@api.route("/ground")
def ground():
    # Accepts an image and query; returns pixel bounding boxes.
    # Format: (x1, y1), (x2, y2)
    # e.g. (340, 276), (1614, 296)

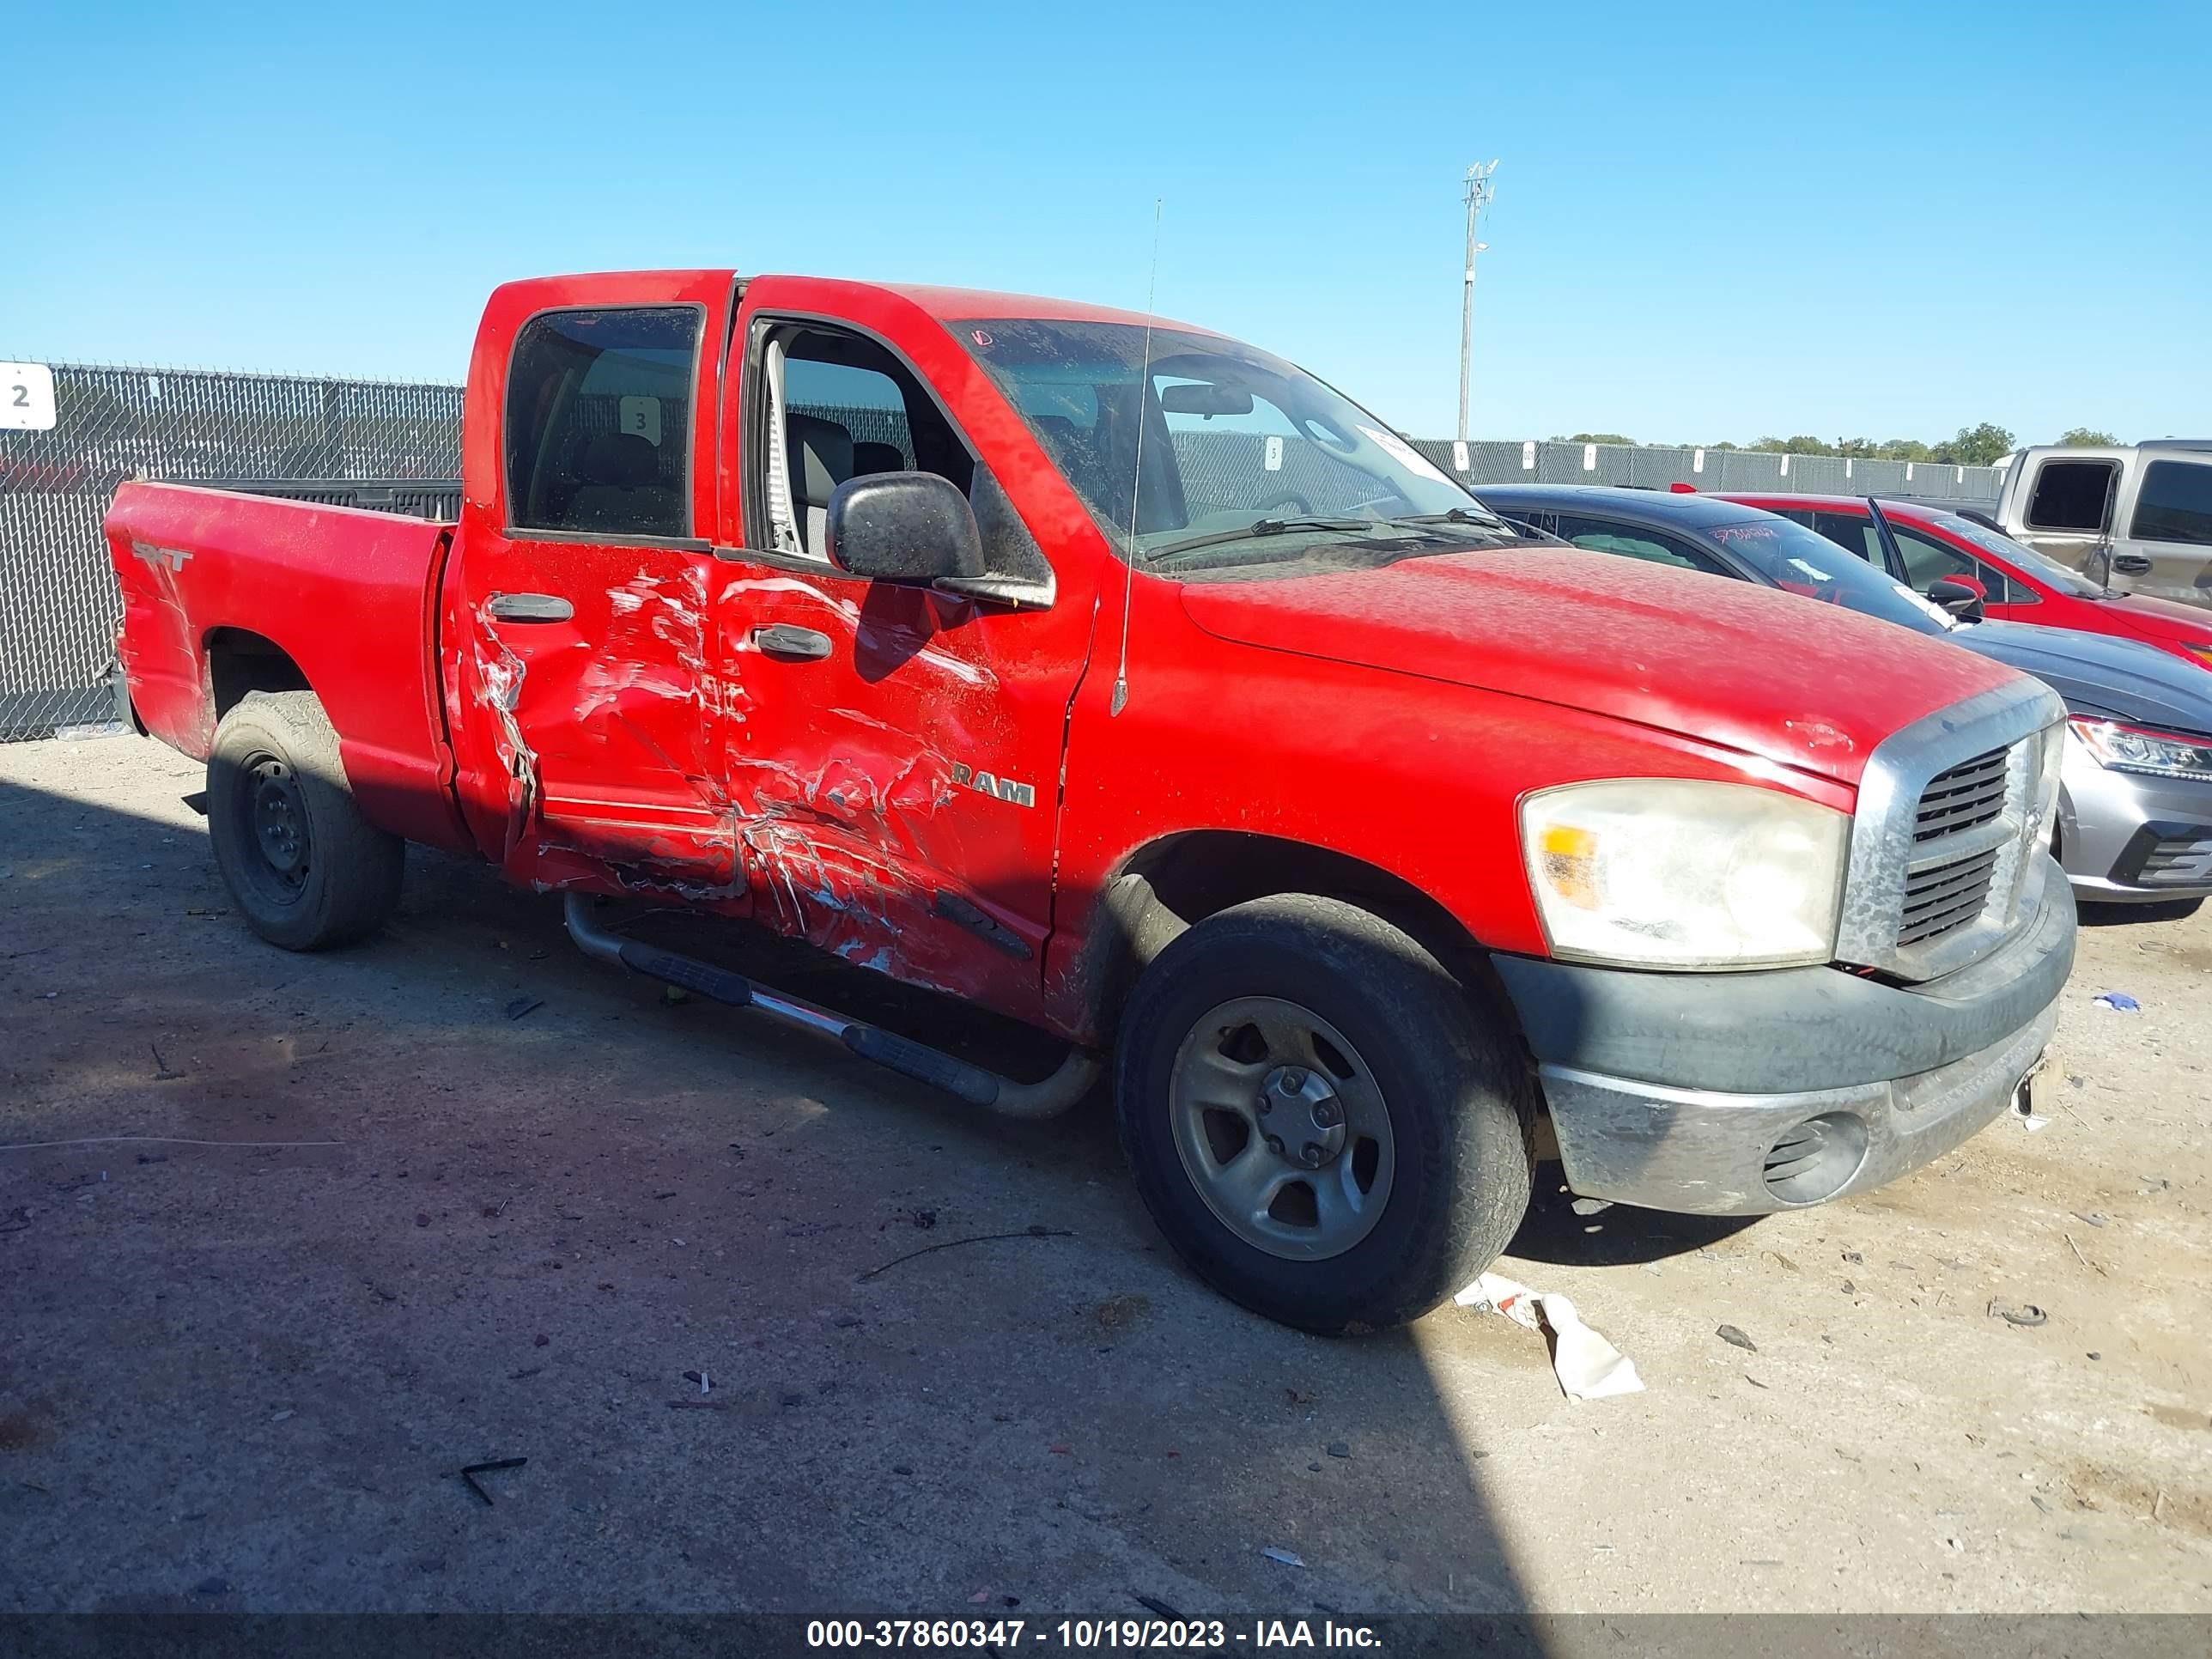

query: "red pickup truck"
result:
(105, 270), (2077, 1332)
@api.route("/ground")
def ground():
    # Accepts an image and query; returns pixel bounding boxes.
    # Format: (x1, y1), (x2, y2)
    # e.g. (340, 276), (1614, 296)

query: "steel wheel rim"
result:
(1168, 995), (1395, 1261)
(239, 752), (311, 902)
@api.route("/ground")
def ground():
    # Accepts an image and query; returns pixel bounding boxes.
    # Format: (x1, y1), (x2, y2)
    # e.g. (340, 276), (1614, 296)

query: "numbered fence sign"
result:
(2, 362), (58, 431)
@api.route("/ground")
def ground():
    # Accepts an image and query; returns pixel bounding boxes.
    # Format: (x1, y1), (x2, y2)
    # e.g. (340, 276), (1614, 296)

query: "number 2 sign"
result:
(2, 363), (57, 431)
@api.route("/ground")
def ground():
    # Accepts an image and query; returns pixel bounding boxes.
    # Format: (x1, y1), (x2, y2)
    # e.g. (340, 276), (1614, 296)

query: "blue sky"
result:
(5, 1), (2205, 447)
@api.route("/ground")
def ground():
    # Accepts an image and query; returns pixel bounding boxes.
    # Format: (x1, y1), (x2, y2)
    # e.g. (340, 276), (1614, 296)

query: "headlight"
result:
(2069, 717), (2212, 781)
(1521, 779), (1848, 970)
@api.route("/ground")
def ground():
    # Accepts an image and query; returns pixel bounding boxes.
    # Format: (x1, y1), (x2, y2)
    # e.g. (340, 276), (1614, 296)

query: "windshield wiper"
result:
(1391, 508), (1504, 528)
(1379, 510), (1519, 539)
(1146, 517), (1377, 562)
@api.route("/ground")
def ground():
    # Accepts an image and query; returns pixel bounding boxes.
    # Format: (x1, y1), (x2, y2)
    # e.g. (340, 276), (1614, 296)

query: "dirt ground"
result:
(2, 732), (2208, 1617)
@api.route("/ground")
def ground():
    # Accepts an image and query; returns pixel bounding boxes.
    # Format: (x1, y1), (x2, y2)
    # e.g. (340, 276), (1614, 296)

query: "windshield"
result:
(1923, 510), (2108, 599)
(954, 319), (1510, 571)
(1706, 514), (1962, 635)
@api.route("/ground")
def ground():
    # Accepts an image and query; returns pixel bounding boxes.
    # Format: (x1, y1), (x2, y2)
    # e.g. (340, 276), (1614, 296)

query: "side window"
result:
(2026, 459), (2117, 533)
(1811, 511), (1885, 566)
(2130, 460), (2212, 547)
(1553, 514), (1731, 576)
(1890, 526), (2026, 601)
(506, 307), (700, 539)
(760, 325), (977, 562)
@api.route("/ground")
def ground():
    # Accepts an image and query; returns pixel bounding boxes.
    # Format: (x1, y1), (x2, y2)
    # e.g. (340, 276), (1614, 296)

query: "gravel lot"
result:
(2, 733), (2207, 1615)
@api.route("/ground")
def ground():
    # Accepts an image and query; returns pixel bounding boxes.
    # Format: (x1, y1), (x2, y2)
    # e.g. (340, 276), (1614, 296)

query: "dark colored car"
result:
(1476, 486), (2212, 906)
(1718, 492), (2212, 672)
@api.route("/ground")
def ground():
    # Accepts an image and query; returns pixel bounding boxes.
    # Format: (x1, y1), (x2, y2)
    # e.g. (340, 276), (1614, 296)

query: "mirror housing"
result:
(825, 471), (984, 586)
(1158, 381), (1254, 416)
(1927, 577), (1986, 621)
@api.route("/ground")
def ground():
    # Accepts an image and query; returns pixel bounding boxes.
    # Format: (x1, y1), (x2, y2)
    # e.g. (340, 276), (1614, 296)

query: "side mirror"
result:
(825, 471), (984, 586)
(1927, 577), (1986, 621)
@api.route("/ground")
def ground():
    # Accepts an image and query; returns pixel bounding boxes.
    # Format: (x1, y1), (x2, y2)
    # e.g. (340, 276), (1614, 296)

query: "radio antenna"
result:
(1109, 197), (1163, 719)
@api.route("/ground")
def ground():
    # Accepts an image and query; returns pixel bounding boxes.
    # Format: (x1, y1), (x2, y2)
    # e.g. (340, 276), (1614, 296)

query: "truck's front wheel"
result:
(1116, 895), (1534, 1334)
(207, 690), (403, 951)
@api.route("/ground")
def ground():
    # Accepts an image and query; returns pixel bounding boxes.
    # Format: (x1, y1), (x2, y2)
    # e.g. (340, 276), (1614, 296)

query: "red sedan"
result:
(1720, 492), (2212, 672)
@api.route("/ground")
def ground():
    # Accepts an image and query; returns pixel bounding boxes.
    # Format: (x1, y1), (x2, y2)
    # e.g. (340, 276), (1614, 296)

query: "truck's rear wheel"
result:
(1115, 895), (1534, 1334)
(207, 690), (403, 951)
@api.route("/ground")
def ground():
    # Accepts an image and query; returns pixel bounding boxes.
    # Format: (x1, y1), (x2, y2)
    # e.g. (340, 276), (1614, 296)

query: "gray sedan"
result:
(1477, 485), (2212, 908)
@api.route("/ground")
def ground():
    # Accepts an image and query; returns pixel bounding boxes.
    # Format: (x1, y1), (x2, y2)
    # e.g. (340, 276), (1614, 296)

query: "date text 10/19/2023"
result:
(805, 1618), (1383, 1650)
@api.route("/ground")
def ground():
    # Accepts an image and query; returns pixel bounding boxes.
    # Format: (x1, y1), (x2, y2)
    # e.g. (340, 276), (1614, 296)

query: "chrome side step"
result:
(562, 895), (1098, 1119)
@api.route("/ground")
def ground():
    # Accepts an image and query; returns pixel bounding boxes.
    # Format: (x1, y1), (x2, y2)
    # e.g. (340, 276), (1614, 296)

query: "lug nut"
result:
(1281, 1067), (1307, 1091)
(1299, 1143), (1324, 1168)
(1255, 1093), (1273, 1115)
(1264, 1135), (1285, 1157)
(1312, 1101), (1342, 1128)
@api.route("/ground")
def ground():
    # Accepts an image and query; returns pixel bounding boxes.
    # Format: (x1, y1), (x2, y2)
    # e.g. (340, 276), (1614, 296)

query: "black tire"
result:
(206, 690), (404, 951)
(1115, 895), (1534, 1334)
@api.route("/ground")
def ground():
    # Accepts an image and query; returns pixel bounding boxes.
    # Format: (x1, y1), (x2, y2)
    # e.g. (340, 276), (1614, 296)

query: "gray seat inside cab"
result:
(853, 440), (905, 477)
(564, 431), (676, 536)
(789, 414), (854, 556)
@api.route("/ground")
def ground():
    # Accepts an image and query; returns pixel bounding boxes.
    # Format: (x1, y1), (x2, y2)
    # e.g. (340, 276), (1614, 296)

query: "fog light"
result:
(1763, 1112), (1869, 1204)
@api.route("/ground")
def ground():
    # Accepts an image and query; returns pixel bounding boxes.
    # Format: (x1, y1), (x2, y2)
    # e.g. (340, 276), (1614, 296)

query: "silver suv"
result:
(1993, 441), (2212, 608)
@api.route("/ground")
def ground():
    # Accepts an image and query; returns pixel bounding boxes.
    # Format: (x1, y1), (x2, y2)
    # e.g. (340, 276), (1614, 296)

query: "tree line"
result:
(1553, 426), (2120, 466)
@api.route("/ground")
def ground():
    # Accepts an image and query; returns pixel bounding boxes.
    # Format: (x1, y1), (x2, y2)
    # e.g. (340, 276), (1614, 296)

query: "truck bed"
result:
(201, 477), (464, 522)
(103, 480), (468, 849)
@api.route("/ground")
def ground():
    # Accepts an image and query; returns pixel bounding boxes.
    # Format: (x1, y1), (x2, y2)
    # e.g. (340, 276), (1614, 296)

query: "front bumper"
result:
(2058, 750), (2212, 901)
(1492, 871), (2075, 1216)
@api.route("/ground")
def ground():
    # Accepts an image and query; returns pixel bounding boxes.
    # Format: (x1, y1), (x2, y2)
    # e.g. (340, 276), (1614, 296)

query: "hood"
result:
(1954, 620), (2212, 736)
(1177, 546), (2020, 784)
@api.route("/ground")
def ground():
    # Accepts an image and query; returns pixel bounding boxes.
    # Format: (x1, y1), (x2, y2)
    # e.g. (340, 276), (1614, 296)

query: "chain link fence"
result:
(1, 362), (461, 739)
(1407, 437), (2005, 502)
(0, 358), (2004, 742)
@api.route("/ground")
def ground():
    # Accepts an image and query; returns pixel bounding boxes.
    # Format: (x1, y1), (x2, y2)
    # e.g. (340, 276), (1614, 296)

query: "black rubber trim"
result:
(842, 1026), (1001, 1108)
(1493, 876), (2075, 1094)
(616, 940), (755, 1007)
(2109, 818), (2212, 886)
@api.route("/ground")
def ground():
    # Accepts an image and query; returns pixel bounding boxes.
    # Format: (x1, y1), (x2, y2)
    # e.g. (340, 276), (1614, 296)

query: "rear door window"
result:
(2130, 459), (2212, 547)
(2025, 459), (2117, 533)
(505, 306), (701, 539)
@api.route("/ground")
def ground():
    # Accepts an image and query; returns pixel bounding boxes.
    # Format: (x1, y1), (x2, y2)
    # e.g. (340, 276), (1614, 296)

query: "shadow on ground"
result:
(0, 751), (1549, 1621)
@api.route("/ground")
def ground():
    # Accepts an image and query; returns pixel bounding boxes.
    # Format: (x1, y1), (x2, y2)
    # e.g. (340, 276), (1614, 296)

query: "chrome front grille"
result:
(1897, 845), (2001, 945)
(1834, 679), (2067, 982)
(1912, 748), (2008, 842)
(1896, 746), (2014, 949)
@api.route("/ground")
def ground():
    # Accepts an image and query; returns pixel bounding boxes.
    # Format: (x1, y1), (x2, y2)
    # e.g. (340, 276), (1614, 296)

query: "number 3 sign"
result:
(1, 363), (58, 431)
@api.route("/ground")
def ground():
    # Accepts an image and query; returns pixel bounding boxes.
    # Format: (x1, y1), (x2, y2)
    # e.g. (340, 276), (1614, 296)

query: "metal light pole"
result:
(1456, 160), (1498, 449)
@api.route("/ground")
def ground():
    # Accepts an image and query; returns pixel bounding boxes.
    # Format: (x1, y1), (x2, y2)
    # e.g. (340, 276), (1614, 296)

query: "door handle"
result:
(2111, 554), (2153, 576)
(485, 592), (574, 623)
(752, 624), (832, 662)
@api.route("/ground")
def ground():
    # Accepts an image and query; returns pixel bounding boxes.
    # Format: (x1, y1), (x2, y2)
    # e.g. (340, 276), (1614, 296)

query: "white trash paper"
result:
(1455, 1271), (1644, 1401)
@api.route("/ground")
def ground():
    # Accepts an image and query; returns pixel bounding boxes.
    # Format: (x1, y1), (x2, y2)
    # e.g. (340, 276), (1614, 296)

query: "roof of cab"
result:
(877, 283), (1218, 334)
(495, 271), (1217, 336)
(1471, 483), (1779, 530)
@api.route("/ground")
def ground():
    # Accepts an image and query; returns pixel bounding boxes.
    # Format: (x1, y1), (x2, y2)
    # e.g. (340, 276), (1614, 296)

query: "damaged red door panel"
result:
(442, 272), (740, 896)
(708, 277), (1116, 1017)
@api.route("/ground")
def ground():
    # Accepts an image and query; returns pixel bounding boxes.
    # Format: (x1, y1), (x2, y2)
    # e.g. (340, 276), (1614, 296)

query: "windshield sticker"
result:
(969, 329), (994, 348)
(1355, 424), (1452, 485)
(1787, 556), (1833, 581)
(1264, 435), (1284, 472)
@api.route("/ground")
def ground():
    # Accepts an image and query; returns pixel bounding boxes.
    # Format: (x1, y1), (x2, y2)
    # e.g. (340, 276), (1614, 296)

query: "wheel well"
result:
(204, 629), (310, 720)
(1088, 831), (1513, 1043)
